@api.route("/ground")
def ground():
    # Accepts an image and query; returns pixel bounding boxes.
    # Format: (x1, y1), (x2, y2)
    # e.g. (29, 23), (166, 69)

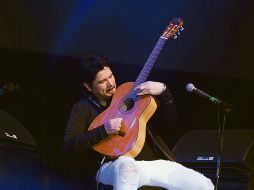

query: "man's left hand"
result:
(135, 81), (166, 96)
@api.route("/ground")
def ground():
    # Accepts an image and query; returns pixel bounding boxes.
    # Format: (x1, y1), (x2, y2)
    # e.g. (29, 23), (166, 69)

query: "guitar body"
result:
(88, 82), (157, 158)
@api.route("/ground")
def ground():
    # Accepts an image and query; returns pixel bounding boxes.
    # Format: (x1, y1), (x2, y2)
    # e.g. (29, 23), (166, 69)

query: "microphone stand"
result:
(185, 83), (233, 189)
(215, 101), (232, 190)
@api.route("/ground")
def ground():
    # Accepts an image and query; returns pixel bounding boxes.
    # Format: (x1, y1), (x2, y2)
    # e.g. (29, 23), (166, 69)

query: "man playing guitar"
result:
(63, 54), (214, 190)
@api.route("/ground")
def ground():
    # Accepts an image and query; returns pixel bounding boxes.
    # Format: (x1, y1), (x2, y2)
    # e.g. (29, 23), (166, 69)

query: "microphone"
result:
(186, 83), (221, 104)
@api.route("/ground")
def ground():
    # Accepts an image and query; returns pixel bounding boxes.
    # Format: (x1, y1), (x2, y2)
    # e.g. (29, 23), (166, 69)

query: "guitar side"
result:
(88, 82), (157, 158)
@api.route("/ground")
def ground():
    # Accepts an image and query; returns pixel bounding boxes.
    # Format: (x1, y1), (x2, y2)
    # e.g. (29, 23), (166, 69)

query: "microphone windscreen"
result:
(186, 83), (195, 92)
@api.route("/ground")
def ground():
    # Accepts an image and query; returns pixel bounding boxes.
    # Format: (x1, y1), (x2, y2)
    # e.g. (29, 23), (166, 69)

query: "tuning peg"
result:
(180, 27), (184, 31)
(173, 35), (178, 39)
(178, 32), (181, 35)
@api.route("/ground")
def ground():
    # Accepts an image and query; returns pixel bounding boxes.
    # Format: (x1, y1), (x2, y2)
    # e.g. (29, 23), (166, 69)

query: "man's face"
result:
(88, 67), (116, 101)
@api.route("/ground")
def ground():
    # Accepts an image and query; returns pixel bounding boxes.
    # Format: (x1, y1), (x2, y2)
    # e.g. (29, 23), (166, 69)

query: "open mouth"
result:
(107, 87), (115, 93)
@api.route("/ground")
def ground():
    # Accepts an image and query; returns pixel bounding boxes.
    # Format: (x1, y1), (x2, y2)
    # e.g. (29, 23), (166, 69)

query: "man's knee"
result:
(114, 156), (139, 184)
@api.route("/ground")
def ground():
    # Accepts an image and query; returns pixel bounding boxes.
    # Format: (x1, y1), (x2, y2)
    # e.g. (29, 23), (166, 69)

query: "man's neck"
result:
(96, 98), (108, 107)
(88, 93), (112, 108)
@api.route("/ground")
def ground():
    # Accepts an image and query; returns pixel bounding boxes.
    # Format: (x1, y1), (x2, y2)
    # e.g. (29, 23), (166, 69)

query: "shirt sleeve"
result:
(63, 103), (108, 153)
(153, 84), (178, 124)
(84, 124), (108, 146)
(157, 84), (174, 105)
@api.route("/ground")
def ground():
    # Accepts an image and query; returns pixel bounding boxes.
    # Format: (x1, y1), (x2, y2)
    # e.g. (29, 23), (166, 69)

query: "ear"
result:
(83, 82), (92, 92)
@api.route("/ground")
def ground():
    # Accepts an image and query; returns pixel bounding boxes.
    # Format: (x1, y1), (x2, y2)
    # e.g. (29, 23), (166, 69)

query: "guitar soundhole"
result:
(121, 97), (135, 112)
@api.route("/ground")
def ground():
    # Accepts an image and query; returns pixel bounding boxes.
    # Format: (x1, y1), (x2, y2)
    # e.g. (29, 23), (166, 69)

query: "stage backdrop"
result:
(0, 0), (253, 81)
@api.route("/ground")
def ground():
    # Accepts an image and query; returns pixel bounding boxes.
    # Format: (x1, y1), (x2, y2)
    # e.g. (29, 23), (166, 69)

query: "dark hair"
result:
(80, 54), (111, 85)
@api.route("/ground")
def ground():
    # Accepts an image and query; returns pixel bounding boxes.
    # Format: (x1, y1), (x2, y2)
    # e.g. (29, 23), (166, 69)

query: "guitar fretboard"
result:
(128, 36), (167, 100)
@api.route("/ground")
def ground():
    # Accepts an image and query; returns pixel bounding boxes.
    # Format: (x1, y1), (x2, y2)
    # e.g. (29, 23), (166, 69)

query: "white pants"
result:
(97, 156), (214, 190)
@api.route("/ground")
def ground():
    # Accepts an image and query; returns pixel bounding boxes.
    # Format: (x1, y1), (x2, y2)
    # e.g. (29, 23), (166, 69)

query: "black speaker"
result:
(172, 129), (254, 170)
(0, 108), (38, 147)
(172, 130), (254, 190)
(0, 109), (48, 190)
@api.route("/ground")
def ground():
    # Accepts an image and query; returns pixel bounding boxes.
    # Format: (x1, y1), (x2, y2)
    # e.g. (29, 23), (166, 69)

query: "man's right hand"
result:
(104, 118), (123, 135)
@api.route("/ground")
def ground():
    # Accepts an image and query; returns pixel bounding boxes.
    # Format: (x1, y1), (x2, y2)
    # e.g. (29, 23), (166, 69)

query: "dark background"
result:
(1, 0), (254, 80)
(0, 0), (253, 189)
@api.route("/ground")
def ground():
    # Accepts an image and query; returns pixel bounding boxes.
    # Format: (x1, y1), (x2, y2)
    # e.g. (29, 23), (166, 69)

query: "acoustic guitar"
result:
(88, 18), (184, 158)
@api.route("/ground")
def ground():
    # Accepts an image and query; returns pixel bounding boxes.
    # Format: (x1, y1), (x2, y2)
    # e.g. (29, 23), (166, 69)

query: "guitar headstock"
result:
(162, 18), (184, 40)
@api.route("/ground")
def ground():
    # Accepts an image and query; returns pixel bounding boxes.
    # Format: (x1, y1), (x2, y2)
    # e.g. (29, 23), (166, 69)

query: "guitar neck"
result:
(128, 17), (184, 99)
(129, 36), (167, 96)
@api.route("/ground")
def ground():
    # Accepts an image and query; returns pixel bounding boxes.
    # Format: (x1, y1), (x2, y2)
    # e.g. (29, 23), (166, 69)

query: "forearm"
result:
(64, 124), (108, 152)
(84, 125), (108, 146)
